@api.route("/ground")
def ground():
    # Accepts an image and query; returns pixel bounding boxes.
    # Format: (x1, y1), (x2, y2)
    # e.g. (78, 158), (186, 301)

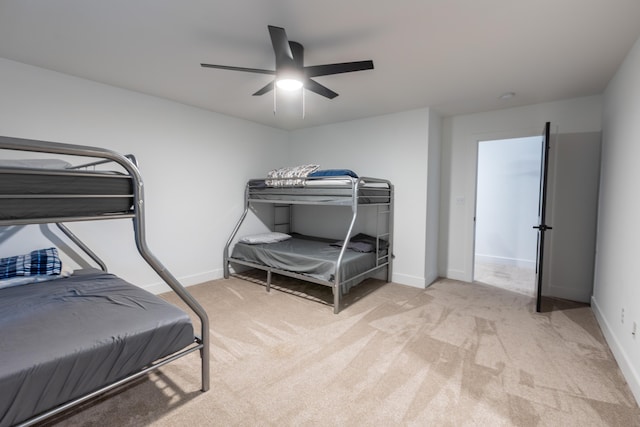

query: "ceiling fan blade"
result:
(200, 63), (275, 75)
(252, 81), (275, 96)
(305, 78), (338, 99)
(268, 25), (295, 69)
(305, 60), (374, 77)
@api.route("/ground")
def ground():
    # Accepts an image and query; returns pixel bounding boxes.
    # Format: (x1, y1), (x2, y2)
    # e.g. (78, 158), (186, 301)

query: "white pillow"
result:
(0, 274), (64, 290)
(239, 232), (292, 244)
(0, 159), (72, 169)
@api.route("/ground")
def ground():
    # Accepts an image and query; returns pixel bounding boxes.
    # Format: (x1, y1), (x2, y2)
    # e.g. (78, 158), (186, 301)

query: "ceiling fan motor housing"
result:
(277, 41), (304, 83)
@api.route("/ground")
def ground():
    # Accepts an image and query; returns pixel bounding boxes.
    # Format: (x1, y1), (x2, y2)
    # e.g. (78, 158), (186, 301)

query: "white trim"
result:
(392, 272), (425, 289)
(143, 269), (223, 295)
(142, 268), (425, 292)
(591, 295), (640, 406)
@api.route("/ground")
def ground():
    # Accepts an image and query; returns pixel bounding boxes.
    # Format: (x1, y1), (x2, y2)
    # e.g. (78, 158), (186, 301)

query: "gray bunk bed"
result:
(224, 174), (394, 314)
(0, 136), (209, 427)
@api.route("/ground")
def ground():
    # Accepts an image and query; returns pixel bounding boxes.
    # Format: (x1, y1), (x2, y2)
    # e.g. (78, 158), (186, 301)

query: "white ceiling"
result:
(1, 1), (639, 130)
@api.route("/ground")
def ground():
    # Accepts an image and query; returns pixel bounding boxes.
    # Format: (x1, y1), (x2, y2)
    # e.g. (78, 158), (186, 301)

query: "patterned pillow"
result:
(0, 247), (62, 279)
(265, 164), (319, 187)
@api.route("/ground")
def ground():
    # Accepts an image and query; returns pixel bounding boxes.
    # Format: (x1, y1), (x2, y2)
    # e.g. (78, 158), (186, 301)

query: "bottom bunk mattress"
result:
(229, 233), (386, 288)
(0, 270), (195, 427)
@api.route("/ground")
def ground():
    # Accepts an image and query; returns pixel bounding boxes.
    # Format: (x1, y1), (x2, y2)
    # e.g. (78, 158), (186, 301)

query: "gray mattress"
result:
(230, 234), (383, 287)
(0, 167), (133, 220)
(247, 180), (391, 205)
(0, 270), (194, 427)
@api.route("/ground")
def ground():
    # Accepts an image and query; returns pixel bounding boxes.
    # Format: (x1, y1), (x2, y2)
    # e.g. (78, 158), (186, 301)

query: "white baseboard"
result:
(392, 272), (425, 289)
(144, 268), (427, 293)
(144, 268), (224, 295)
(591, 295), (640, 406)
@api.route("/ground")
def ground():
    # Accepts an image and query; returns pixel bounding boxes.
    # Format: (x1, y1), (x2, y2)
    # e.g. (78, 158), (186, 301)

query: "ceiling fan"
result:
(200, 25), (374, 99)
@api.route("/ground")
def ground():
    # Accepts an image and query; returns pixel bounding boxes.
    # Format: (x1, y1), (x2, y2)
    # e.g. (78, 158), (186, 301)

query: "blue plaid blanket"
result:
(0, 247), (62, 279)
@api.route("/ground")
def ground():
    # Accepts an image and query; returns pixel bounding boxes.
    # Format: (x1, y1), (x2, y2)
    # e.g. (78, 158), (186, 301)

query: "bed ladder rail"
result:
(382, 184), (394, 282)
(375, 203), (393, 275)
(273, 204), (291, 234)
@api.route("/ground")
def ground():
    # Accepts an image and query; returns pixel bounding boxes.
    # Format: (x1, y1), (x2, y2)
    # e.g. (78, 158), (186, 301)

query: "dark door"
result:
(534, 122), (552, 312)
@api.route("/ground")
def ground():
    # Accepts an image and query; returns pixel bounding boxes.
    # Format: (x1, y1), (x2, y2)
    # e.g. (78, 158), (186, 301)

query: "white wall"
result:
(439, 96), (603, 282)
(0, 58), (288, 293)
(592, 35), (640, 404)
(0, 58), (439, 292)
(288, 108), (433, 288)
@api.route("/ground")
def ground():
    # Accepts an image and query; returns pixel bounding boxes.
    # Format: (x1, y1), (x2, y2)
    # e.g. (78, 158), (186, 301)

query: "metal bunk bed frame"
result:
(224, 176), (394, 314)
(0, 136), (210, 426)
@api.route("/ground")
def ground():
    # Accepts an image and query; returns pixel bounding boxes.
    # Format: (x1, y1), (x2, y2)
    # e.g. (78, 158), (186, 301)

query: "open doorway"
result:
(473, 135), (542, 296)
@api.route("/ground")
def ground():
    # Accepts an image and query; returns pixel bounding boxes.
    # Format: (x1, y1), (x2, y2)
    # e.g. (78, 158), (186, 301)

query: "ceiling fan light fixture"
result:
(200, 25), (374, 103)
(276, 77), (303, 91)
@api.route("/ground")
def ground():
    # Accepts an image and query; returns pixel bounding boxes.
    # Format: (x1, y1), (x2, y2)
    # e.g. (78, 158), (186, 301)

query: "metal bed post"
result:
(130, 178), (210, 392)
(332, 177), (360, 314)
(224, 182), (251, 279)
(387, 184), (395, 282)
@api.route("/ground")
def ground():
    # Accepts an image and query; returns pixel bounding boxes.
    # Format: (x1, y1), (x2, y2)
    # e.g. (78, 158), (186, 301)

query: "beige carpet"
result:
(44, 274), (640, 426)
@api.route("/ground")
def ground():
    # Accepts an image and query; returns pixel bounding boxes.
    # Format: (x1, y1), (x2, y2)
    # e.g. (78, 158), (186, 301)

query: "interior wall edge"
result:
(445, 269), (467, 282)
(425, 109), (442, 288)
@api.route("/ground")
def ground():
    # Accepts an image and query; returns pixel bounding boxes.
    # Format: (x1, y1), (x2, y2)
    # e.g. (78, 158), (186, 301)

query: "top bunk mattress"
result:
(0, 270), (194, 427)
(0, 165), (134, 221)
(247, 177), (392, 205)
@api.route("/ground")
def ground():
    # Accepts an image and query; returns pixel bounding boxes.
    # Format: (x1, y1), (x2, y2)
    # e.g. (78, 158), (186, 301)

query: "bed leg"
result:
(266, 270), (271, 292)
(333, 284), (340, 314)
(201, 346), (210, 392)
